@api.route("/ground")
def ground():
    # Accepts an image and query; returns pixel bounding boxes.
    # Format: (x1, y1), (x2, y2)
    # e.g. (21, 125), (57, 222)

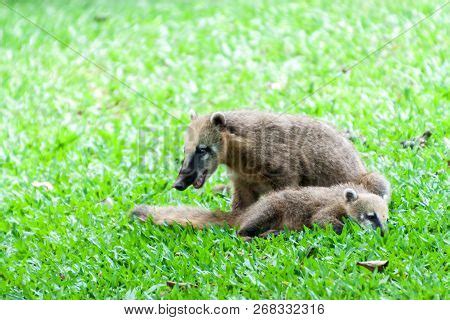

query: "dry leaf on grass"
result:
(357, 260), (389, 272)
(32, 181), (54, 191)
(401, 130), (432, 149)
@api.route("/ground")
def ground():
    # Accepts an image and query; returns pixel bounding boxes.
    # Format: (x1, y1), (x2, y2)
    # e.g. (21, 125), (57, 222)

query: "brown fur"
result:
(132, 205), (232, 228)
(174, 110), (390, 211)
(133, 184), (389, 237)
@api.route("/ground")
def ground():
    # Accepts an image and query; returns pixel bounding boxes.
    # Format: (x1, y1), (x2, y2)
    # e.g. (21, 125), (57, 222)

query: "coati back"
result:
(133, 184), (389, 237)
(172, 110), (390, 211)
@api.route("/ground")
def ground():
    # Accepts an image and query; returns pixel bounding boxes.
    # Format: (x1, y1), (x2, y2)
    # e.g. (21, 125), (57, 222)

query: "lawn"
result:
(0, 0), (449, 299)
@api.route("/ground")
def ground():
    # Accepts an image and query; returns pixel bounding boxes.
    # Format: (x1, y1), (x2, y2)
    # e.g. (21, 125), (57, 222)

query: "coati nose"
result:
(172, 180), (188, 191)
(173, 169), (197, 191)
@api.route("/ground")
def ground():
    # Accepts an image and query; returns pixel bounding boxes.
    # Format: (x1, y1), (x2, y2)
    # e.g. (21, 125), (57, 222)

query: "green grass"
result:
(0, 0), (449, 299)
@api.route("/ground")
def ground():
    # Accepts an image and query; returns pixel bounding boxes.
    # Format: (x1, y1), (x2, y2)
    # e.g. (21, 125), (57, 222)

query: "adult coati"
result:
(172, 110), (390, 210)
(133, 184), (389, 237)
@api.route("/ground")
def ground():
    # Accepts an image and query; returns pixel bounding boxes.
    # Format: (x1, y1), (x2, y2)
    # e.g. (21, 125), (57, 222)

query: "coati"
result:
(172, 110), (390, 211)
(133, 184), (389, 237)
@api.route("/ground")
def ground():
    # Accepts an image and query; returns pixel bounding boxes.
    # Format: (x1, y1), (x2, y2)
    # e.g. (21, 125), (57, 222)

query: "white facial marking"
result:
(367, 212), (376, 217)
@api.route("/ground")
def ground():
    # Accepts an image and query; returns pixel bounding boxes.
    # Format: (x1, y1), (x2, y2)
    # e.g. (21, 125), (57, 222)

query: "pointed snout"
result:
(172, 170), (197, 191)
(172, 178), (188, 191)
(369, 214), (388, 236)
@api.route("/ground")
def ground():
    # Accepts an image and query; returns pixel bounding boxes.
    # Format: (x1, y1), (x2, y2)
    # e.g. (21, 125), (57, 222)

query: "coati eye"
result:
(196, 145), (210, 155)
(366, 213), (377, 220)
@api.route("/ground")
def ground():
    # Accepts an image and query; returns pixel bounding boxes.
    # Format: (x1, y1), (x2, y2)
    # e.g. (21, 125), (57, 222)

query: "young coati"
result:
(172, 110), (390, 211)
(133, 184), (389, 238)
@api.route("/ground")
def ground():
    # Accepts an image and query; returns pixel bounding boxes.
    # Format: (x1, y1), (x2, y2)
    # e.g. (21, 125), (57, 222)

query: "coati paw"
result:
(237, 227), (259, 238)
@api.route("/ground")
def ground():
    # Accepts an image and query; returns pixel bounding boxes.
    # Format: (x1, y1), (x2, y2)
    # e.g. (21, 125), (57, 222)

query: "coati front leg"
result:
(231, 179), (259, 211)
(237, 206), (281, 238)
(310, 205), (345, 234)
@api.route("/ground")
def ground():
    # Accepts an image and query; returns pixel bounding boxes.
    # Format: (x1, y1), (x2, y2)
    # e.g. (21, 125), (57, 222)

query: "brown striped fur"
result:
(173, 110), (390, 211)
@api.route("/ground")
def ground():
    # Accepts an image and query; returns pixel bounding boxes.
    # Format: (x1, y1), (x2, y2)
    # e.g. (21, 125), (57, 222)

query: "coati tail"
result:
(131, 205), (237, 228)
(356, 172), (391, 202)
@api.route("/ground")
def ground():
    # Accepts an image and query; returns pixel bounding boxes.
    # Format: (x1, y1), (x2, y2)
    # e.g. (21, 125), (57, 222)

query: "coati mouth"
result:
(193, 170), (208, 189)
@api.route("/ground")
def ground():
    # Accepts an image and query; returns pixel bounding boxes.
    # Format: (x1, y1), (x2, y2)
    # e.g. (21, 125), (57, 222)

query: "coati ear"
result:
(210, 112), (226, 129)
(344, 188), (358, 202)
(189, 109), (198, 120)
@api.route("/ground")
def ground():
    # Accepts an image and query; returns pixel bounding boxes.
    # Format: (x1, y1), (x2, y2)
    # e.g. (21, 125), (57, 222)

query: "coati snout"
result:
(173, 112), (224, 191)
(173, 147), (211, 190)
